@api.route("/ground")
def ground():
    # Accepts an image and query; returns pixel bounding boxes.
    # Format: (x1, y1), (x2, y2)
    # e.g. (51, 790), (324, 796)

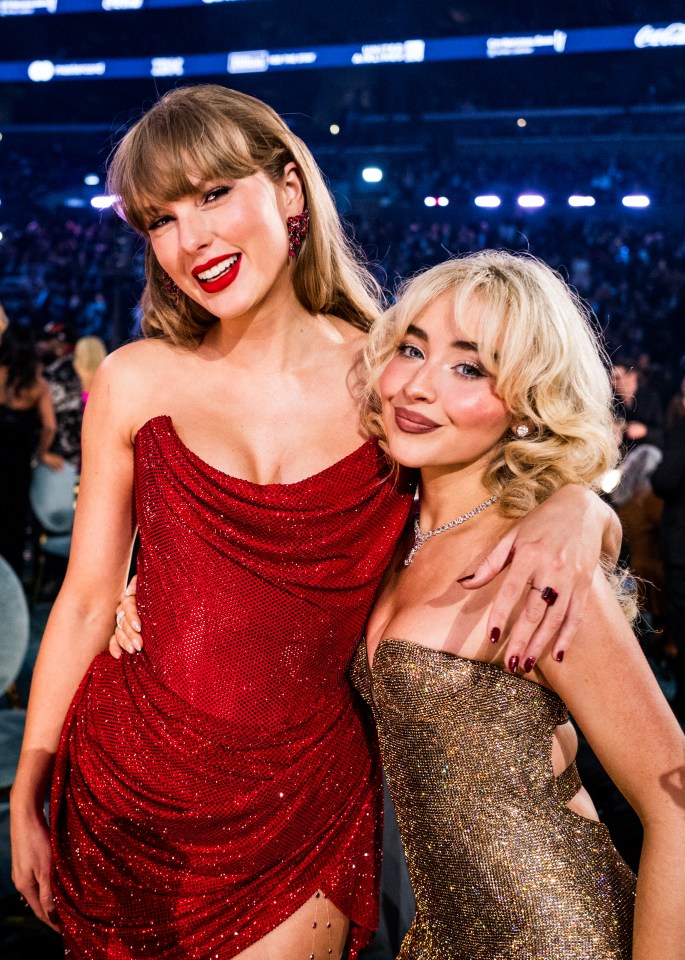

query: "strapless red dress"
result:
(50, 416), (413, 959)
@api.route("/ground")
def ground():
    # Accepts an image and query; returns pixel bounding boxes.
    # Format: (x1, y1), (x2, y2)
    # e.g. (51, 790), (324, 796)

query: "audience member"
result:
(37, 322), (82, 471)
(651, 421), (685, 718)
(73, 336), (107, 406)
(609, 445), (664, 632)
(0, 325), (57, 577)
(666, 375), (685, 431)
(611, 356), (665, 454)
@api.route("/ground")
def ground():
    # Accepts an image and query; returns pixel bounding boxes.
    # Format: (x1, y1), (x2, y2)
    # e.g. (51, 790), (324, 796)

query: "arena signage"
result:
(634, 23), (685, 48)
(486, 31), (567, 58)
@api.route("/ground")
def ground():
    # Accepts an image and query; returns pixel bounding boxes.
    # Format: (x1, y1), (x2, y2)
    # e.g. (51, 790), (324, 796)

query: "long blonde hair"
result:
(107, 85), (381, 347)
(362, 250), (619, 518)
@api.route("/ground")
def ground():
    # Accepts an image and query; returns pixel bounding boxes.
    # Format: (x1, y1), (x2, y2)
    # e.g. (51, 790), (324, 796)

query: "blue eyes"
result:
(398, 343), (424, 360)
(396, 342), (485, 379)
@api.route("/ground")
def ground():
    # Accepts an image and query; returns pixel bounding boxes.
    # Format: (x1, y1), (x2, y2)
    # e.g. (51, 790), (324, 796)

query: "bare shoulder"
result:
(87, 338), (190, 438)
(322, 315), (369, 350)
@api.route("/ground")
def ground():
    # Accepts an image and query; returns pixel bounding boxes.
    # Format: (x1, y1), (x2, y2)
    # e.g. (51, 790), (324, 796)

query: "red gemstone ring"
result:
(530, 584), (558, 606)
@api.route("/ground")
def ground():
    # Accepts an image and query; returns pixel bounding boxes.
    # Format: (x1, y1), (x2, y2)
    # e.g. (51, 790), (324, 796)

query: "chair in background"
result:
(28, 461), (78, 606)
(0, 555), (30, 896)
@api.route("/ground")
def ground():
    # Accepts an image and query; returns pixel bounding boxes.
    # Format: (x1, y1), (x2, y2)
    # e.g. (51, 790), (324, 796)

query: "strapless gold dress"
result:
(351, 639), (636, 959)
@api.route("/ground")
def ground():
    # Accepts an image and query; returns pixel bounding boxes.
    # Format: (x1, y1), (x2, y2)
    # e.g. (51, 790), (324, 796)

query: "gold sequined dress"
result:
(350, 639), (636, 959)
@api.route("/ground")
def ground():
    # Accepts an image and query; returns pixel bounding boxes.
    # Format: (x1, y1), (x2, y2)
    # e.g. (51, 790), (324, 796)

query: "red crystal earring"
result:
(161, 272), (180, 305)
(287, 209), (310, 258)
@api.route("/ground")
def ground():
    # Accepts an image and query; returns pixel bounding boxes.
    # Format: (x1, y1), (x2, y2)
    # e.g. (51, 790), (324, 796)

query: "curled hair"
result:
(362, 250), (619, 517)
(107, 85), (381, 347)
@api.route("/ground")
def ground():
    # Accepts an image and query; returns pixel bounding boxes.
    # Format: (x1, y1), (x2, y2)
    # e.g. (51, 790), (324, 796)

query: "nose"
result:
(403, 360), (437, 403)
(176, 207), (211, 255)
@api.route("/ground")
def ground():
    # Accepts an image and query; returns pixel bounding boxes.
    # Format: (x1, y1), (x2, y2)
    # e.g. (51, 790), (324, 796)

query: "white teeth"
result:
(197, 254), (239, 281)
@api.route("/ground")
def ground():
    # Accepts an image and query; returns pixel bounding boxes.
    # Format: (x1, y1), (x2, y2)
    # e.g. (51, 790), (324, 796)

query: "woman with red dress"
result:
(10, 85), (619, 960)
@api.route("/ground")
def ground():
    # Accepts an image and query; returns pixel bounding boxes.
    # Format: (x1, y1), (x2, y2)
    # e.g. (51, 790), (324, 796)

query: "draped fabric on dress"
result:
(50, 416), (414, 959)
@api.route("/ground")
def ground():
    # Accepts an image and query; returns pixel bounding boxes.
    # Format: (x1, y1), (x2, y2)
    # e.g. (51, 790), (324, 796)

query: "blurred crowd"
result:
(2, 142), (685, 720)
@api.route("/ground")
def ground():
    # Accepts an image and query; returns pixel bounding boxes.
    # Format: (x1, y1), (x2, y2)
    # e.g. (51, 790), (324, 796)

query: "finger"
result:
(459, 528), (517, 588)
(500, 591), (551, 673)
(519, 566), (591, 665)
(549, 588), (589, 663)
(18, 880), (56, 931)
(506, 597), (567, 672)
(114, 623), (138, 655)
(38, 882), (59, 932)
(484, 556), (538, 646)
(125, 574), (138, 596)
(108, 634), (122, 660)
(121, 593), (142, 634)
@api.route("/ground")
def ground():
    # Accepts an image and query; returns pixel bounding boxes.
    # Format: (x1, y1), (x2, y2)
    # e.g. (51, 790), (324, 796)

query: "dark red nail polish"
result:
(490, 627), (501, 643)
(554, 650), (564, 663)
(48, 909), (59, 925)
(523, 657), (535, 673)
(457, 574), (475, 583)
(508, 656), (519, 673)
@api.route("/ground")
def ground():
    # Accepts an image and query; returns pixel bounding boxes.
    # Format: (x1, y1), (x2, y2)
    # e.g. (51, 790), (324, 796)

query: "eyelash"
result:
(146, 185), (231, 232)
(396, 343), (486, 379)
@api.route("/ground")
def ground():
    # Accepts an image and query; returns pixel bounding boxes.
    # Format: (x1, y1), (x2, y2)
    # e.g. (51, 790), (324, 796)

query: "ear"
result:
(282, 161), (305, 216)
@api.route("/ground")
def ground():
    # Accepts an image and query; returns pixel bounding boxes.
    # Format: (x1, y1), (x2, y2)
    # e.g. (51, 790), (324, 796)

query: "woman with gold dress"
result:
(352, 249), (685, 959)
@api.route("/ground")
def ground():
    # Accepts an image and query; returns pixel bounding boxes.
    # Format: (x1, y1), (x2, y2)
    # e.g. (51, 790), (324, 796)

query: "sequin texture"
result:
(351, 640), (636, 959)
(49, 416), (414, 959)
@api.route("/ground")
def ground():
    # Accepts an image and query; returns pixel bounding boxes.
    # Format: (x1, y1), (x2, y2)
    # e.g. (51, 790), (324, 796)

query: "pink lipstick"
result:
(394, 407), (440, 434)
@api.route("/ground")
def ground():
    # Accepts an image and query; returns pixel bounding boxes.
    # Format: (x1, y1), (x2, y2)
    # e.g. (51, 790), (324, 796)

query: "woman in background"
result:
(0, 325), (57, 576)
(353, 250), (685, 958)
(73, 335), (108, 406)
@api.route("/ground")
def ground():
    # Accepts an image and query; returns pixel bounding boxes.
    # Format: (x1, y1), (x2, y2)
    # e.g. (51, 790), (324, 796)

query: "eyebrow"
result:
(406, 323), (479, 352)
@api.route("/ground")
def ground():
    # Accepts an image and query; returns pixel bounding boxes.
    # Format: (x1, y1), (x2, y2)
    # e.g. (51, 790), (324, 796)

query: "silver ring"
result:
(116, 610), (126, 628)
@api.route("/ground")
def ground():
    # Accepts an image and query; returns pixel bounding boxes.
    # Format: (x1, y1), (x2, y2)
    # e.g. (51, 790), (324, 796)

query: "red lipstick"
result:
(192, 253), (241, 293)
(394, 407), (440, 434)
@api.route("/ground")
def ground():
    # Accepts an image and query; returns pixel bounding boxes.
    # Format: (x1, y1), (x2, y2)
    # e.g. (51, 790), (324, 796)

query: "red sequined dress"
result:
(50, 415), (413, 959)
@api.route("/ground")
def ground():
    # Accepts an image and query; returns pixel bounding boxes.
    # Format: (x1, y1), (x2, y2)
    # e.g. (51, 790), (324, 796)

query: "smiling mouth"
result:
(394, 408), (440, 433)
(193, 254), (240, 283)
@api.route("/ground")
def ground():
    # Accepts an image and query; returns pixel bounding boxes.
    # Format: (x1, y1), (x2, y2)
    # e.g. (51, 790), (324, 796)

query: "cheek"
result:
(379, 357), (404, 401)
(450, 392), (509, 433)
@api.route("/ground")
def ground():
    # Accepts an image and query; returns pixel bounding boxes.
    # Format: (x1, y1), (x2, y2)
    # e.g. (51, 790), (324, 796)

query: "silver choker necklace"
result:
(404, 495), (499, 566)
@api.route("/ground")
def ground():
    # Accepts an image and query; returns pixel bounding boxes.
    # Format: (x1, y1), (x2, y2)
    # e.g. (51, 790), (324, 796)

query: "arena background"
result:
(1, 2), (683, 955)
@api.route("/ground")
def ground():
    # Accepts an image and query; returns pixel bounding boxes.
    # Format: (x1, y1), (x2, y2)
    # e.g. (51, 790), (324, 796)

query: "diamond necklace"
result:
(404, 494), (499, 566)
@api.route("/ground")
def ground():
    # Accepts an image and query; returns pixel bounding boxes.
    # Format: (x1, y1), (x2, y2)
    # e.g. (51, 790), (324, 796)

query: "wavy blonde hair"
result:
(107, 85), (381, 347)
(362, 250), (619, 518)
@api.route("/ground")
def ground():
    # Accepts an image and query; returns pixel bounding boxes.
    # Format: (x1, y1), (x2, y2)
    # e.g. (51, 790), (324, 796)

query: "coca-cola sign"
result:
(634, 22), (685, 48)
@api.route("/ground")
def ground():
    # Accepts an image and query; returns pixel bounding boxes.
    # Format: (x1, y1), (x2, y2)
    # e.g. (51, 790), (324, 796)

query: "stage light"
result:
(568, 195), (596, 207)
(517, 118), (527, 127)
(90, 195), (116, 209)
(65, 198), (87, 208)
(362, 167), (383, 183)
(622, 194), (650, 208)
(329, 124), (340, 135)
(517, 194), (545, 208)
(424, 196), (437, 207)
(474, 195), (501, 208)
(84, 174), (100, 186)
(437, 196), (449, 207)
(0, 231), (3, 242)
(0, 133), (3, 141)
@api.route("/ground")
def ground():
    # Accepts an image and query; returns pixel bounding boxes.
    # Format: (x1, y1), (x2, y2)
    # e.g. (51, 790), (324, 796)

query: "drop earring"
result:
(161, 272), (180, 305)
(287, 209), (310, 258)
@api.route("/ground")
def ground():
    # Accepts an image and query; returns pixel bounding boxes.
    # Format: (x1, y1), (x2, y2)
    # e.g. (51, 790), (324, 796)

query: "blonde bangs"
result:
(108, 101), (260, 233)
